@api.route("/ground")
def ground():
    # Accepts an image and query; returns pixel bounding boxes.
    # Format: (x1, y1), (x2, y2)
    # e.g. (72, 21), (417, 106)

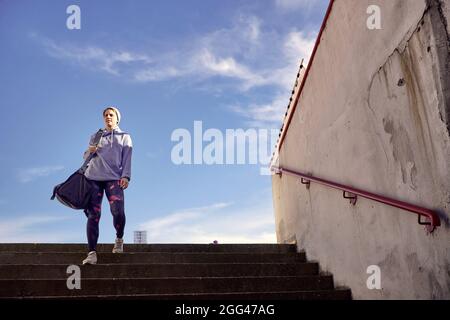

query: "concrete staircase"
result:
(0, 243), (351, 300)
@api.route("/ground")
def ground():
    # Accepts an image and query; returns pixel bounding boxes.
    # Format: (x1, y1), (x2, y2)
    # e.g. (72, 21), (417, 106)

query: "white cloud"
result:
(192, 49), (267, 90)
(17, 165), (65, 183)
(134, 15), (266, 90)
(134, 66), (183, 82)
(32, 13), (316, 127)
(230, 93), (289, 127)
(245, 15), (261, 42)
(283, 30), (316, 67)
(198, 14), (263, 56)
(261, 30), (315, 91)
(199, 50), (246, 76)
(229, 30), (316, 127)
(0, 215), (76, 242)
(31, 33), (152, 76)
(31, 14), (279, 91)
(139, 203), (231, 238)
(138, 201), (276, 243)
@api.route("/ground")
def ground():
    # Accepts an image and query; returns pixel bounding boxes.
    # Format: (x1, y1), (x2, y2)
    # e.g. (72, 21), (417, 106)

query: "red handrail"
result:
(271, 166), (441, 233)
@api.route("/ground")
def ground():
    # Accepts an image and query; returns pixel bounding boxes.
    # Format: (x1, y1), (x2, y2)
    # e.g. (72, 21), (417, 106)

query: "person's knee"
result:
(85, 204), (101, 218)
(87, 211), (101, 221)
(110, 201), (125, 218)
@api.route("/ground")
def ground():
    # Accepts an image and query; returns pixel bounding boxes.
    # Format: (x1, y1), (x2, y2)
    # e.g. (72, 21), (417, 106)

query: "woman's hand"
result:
(88, 145), (98, 153)
(119, 177), (129, 189)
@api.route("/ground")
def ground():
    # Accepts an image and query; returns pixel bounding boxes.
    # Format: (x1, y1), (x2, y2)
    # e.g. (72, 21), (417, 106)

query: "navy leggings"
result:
(84, 180), (126, 252)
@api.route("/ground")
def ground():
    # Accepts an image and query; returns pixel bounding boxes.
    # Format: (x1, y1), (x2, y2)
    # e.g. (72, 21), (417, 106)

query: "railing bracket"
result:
(418, 214), (431, 226)
(301, 178), (311, 190)
(419, 215), (436, 233)
(271, 167), (282, 176)
(343, 191), (357, 205)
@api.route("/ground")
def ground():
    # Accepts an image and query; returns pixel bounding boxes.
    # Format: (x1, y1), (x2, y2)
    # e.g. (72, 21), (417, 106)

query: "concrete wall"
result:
(272, 0), (450, 299)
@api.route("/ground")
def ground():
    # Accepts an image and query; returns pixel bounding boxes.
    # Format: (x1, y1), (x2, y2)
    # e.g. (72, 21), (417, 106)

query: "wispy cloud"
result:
(137, 201), (276, 243)
(133, 15), (267, 90)
(228, 30), (316, 127)
(31, 14), (313, 91)
(0, 215), (76, 243)
(229, 93), (291, 127)
(30, 32), (152, 76)
(17, 165), (65, 183)
(32, 11), (316, 128)
(133, 47), (266, 90)
(196, 49), (267, 88)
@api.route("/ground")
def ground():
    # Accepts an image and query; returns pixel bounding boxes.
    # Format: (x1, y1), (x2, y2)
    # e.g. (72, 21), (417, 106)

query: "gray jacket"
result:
(83, 127), (132, 181)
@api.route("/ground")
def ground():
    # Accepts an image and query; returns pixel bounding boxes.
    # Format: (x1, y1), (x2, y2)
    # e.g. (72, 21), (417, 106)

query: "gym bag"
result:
(50, 129), (104, 210)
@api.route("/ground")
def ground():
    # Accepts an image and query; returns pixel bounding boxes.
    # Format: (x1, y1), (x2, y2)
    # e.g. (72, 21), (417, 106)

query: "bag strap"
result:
(78, 129), (104, 174)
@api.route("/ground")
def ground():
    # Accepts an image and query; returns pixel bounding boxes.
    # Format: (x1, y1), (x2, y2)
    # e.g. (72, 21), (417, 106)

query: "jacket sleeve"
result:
(83, 134), (96, 160)
(121, 134), (133, 180)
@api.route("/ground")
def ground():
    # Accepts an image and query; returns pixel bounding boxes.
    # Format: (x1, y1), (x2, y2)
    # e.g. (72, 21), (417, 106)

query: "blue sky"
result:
(0, 0), (327, 244)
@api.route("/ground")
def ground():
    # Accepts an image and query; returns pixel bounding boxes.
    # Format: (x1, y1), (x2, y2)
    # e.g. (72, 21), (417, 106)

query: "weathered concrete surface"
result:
(272, 0), (450, 299)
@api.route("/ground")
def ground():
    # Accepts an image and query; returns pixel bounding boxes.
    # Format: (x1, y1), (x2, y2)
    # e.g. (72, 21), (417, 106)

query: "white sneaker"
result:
(82, 251), (97, 265)
(112, 238), (123, 253)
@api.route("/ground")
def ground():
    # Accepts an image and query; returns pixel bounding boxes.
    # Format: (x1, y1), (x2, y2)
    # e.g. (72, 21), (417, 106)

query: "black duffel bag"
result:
(51, 129), (104, 210)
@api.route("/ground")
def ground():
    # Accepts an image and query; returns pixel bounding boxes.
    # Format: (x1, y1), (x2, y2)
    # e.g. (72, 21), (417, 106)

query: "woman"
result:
(81, 107), (133, 265)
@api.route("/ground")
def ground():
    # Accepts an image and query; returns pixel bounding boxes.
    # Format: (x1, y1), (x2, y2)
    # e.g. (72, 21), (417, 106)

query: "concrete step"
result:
(0, 262), (319, 279)
(0, 243), (351, 300)
(0, 243), (296, 253)
(0, 276), (334, 297)
(0, 252), (306, 264)
(4, 289), (352, 300)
